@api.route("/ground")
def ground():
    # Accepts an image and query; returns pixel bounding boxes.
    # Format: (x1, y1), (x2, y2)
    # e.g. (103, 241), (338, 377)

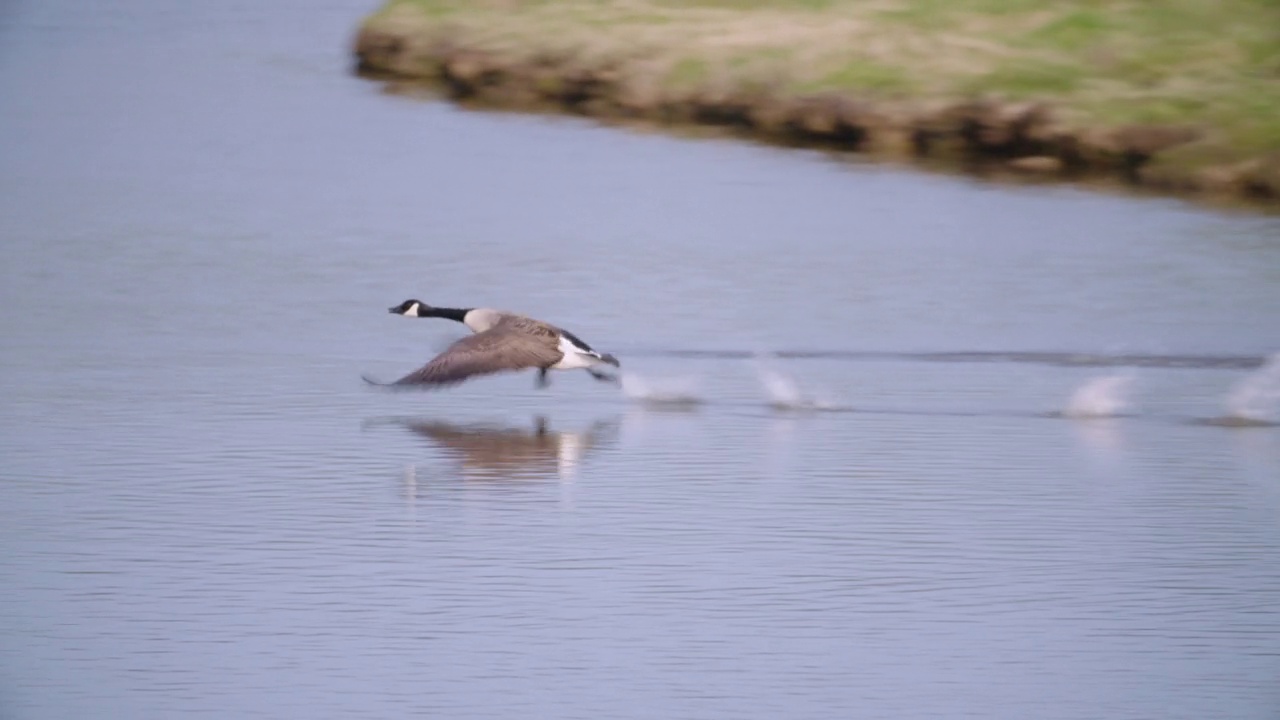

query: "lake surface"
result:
(2, 2), (1280, 719)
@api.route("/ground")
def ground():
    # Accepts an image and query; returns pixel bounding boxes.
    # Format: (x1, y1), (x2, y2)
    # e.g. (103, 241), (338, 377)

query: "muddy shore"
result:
(351, 15), (1279, 211)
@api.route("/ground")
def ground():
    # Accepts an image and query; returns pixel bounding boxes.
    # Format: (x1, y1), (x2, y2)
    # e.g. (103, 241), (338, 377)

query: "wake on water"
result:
(751, 355), (851, 412)
(1041, 354), (1280, 427)
(1060, 373), (1135, 419)
(620, 352), (1278, 426)
(615, 356), (851, 413)
(1207, 352), (1280, 427)
(618, 372), (706, 409)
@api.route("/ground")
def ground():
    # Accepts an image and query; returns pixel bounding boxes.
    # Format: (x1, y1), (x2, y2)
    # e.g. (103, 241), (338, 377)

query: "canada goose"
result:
(363, 299), (621, 390)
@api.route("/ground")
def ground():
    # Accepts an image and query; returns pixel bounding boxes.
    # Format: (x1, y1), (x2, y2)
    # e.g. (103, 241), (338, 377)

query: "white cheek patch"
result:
(402, 303), (419, 316)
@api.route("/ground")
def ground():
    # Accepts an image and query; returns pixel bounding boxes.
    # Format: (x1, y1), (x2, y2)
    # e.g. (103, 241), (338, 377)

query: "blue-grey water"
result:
(2, 2), (1280, 719)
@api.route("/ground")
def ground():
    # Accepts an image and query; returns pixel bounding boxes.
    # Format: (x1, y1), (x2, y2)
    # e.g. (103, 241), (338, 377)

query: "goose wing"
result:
(385, 325), (562, 387)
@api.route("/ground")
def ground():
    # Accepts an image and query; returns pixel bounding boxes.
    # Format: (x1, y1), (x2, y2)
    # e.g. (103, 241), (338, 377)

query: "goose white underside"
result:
(551, 336), (606, 371)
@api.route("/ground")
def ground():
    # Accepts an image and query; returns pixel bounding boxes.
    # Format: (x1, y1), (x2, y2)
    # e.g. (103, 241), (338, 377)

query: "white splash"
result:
(619, 372), (705, 408)
(1223, 352), (1280, 424)
(1063, 373), (1134, 418)
(752, 356), (849, 412)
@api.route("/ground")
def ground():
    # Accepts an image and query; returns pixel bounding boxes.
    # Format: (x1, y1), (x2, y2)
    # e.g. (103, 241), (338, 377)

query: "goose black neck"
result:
(424, 307), (471, 323)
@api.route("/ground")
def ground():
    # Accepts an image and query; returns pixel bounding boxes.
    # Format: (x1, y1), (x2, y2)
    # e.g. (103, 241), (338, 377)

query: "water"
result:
(2, 1), (1280, 719)
(1061, 373), (1135, 419)
(1220, 353), (1280, 425)
(752, 354), (851, 412)
(619, 372), (706, 409)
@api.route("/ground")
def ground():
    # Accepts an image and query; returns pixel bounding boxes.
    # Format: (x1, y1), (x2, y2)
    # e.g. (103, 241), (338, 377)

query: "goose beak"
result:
(387, 306), (400, 314)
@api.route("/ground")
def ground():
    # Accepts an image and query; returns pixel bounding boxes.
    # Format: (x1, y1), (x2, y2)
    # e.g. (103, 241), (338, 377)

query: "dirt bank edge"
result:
(351, 17), (1280, 211)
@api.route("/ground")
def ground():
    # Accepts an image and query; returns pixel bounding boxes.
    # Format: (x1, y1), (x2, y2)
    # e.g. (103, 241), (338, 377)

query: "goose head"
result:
(389, 299), (430, 317)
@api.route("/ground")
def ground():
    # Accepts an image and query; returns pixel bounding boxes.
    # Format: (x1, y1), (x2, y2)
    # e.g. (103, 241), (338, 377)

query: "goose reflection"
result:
(390, 415), (618, 483)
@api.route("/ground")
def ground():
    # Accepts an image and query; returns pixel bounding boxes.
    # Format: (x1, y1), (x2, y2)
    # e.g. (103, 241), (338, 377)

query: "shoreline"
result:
(351, 2), (1280, 212)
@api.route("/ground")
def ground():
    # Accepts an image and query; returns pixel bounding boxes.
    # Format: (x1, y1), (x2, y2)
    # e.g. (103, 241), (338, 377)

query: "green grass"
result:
(667, 58), (711, 87)
(966, 60), (1087, 97)
(365, 0), (1280, 164)
(797, 59), (918, 94)
(1023, 11), (1113, 52)
(650, 0), (837, 9)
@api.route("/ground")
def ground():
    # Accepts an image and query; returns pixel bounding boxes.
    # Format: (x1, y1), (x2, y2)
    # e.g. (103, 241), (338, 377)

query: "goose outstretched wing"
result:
(383, 325), (562, 387)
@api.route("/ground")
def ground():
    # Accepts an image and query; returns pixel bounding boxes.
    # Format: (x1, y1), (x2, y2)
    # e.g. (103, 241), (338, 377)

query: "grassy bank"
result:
(353, 0), (1280, 206)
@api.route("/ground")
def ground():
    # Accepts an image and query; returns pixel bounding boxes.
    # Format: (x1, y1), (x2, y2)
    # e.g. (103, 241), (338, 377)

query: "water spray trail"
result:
(1062, 373), (1134, 418)
(1223, 352), (1280, 424)
(619, 372), (705, 408)
(752, 353), (849, 412)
